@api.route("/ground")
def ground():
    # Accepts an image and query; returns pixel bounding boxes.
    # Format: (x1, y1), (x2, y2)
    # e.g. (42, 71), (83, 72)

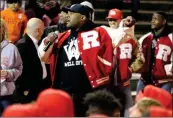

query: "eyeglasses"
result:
(108, 19), (118, 22)
(108, 19), (122, 22)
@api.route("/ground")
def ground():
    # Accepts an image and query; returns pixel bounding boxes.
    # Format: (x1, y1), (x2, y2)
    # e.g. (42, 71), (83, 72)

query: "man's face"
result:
(38, 23), (45, 40)
(7, 3), (20, 12)
(108, 18), (121, 29)
(34, 22), (45, 40)
(129, 104), (142, 117)
(66, 11), (83, 29)
(151, 13), (165, 30)
(59, 11), (69, 24)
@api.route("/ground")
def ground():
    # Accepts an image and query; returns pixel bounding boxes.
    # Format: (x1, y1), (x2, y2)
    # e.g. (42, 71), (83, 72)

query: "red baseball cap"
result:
(2, 103), (38, 117)
(36, 88), (74, 117)
(106, 9), (123, 20)
(136, 85), (172, 110)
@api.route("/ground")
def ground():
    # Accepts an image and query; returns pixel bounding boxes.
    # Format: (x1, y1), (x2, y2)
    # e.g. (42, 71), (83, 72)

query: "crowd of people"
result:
(0, 0), (172, 117)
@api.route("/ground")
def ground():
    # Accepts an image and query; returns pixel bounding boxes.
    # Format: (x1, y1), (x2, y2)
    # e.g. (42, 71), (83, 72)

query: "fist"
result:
(137, 52), (145, 63)
(45, 32), (59, 44)
(123, 16), (136, 27)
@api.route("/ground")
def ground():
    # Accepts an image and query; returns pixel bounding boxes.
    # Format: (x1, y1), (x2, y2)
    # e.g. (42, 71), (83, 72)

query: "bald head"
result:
(26, 18), (44, 40)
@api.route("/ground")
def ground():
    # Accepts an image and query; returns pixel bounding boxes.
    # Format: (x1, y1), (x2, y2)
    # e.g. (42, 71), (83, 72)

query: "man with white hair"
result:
(15, 18), (47, 103)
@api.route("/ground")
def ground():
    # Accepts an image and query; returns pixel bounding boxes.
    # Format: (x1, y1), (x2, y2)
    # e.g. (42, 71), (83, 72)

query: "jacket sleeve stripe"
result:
(138, 32), (151, 44)
(96, 76), (109, 84)
(97, 56), (112, 66)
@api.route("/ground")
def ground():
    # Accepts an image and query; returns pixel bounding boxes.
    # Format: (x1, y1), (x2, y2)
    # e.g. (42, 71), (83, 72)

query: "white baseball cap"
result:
(80, 1), (95, 21)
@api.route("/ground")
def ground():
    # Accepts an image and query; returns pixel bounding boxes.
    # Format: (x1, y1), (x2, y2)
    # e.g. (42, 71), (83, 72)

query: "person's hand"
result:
(0, 70), (8, 78)
(137, 52), (145, 63)
(48, 32), (59, 42)
(123, 16), (136, 27)
(44, 31), (59, 44)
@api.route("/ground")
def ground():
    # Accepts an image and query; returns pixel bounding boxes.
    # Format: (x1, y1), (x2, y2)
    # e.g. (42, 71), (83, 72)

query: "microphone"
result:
(43, 31), (59, 52)
(43, 41), (52, 51)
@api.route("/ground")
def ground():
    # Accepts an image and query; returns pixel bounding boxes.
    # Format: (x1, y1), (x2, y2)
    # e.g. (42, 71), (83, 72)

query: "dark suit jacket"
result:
(15, 34), (44, 101)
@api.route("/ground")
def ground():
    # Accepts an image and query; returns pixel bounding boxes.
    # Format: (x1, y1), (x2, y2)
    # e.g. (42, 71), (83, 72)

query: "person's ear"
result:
(163, 19), (167, 25)
(81, 15), (87, 21)
(35, 28), (40, 36)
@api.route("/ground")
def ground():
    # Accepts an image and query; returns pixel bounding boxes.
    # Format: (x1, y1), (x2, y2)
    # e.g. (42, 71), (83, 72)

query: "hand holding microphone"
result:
(43, 31), (59, 51)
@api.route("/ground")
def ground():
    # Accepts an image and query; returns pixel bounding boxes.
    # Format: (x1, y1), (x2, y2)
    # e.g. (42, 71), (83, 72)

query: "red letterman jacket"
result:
(115, 34), (142, 87)
(139, 32), (173, 85)
(100, 25), (144, 87)
(49, 27), (113, 89)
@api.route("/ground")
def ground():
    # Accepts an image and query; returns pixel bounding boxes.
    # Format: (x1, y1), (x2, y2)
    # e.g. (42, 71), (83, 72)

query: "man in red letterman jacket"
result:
(136, 11), (173, 94)
(101, 8), (145, 117)
(38, 4), (113, 116)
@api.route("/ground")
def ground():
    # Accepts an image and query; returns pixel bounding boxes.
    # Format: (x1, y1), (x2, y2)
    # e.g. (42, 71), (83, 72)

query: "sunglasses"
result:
(108, 19), (120, 22)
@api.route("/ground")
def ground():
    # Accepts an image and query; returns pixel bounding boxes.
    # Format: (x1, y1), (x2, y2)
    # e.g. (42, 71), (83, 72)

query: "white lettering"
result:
(64, 39), (80, 61)
(76, 60), (83, 65)
(156, 44), (171, 61)
(81, 31), (100, 50)
(119, 43), (132, 59)
(64, 61), (75, 67)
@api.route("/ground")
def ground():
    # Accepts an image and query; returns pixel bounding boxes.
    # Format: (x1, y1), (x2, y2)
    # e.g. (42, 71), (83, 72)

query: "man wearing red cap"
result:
(129, 97), (163, 117)
(131, 85), (172, 117)
(106, 8), (123, 29)
(102, 8), (144, 117)
(136, 85), (172, 110)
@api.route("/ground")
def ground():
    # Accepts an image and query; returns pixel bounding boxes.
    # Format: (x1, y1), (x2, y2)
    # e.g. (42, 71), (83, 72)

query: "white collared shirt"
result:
(28, 34), (47, 79)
